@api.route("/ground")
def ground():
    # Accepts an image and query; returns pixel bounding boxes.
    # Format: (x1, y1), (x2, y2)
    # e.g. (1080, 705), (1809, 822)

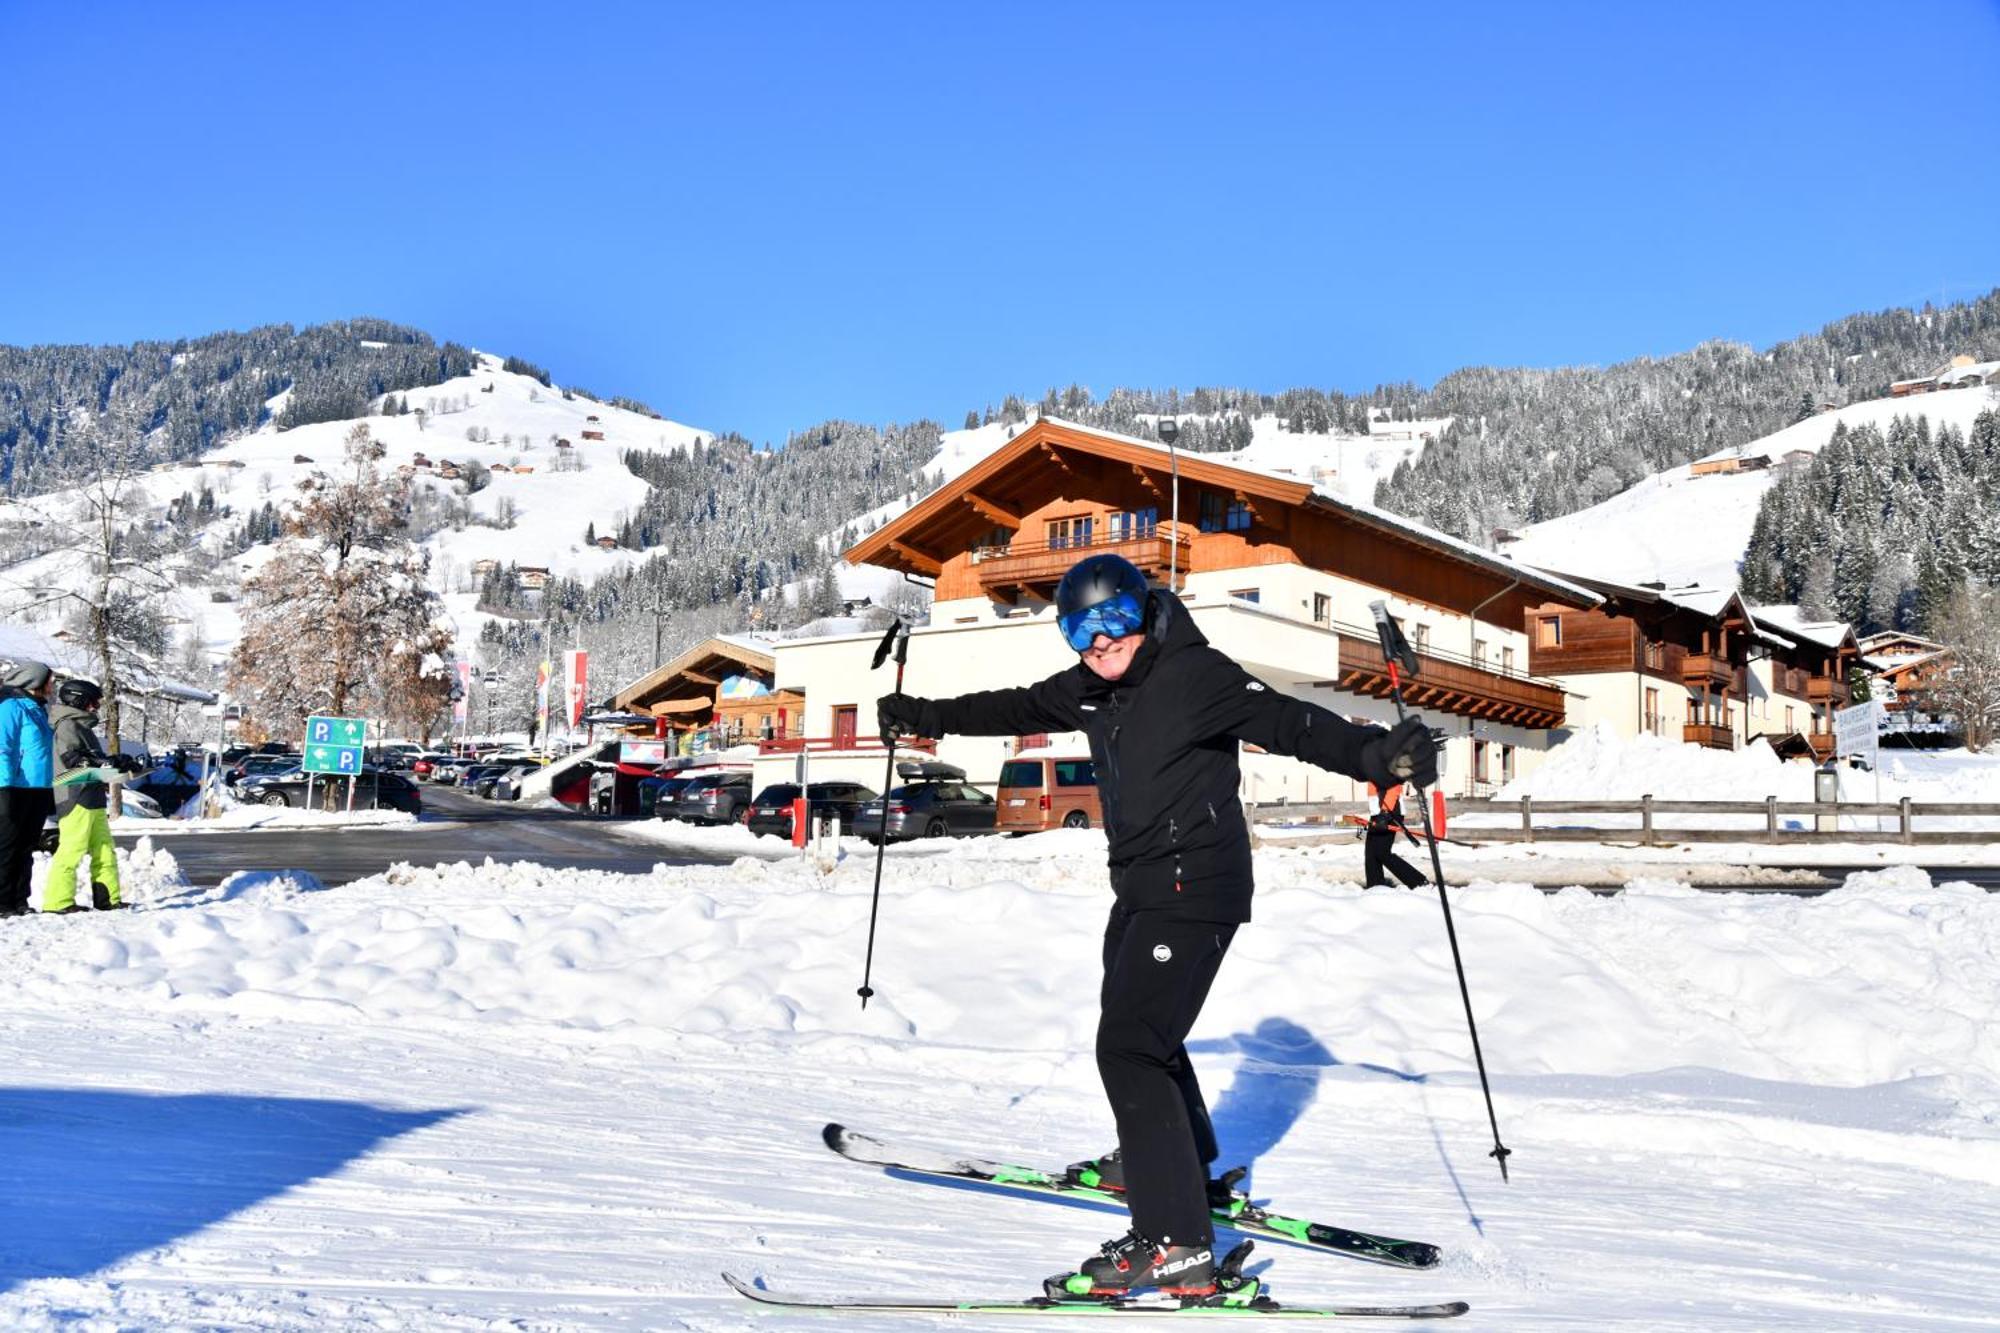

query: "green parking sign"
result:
(304, 714), (367, 775)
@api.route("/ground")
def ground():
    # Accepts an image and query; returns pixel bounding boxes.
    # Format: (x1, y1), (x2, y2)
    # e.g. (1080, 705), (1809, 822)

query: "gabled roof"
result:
(1528, 571), (1750, 626)
(1745, 603), (1859, 654)
(844, 417), (1597, 607)
(611, 634), (780, 712)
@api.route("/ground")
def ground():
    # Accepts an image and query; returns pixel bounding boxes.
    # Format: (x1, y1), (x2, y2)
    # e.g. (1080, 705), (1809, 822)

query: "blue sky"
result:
(4, 1), (1997, 444)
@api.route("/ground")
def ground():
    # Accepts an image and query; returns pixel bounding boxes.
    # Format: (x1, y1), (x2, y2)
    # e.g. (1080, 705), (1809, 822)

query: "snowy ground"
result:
(3, 830), (1997, 1330)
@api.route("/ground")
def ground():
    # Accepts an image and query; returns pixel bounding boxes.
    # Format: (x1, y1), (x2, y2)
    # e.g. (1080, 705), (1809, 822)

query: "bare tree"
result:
(1921, 580), (2000, 751)
(229, 424), (455, 738)
(0, 398), (178, 757)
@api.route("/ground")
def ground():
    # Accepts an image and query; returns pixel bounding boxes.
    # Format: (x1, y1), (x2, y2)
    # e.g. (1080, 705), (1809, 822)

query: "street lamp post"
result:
(1158, 417), (1181, 591)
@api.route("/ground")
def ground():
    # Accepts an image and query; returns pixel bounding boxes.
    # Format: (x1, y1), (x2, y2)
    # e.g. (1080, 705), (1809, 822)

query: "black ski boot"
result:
(91, 883), (126, 911)
(1064, 1148), (1126, 1192)
(1046, 1228), (1216, 1299)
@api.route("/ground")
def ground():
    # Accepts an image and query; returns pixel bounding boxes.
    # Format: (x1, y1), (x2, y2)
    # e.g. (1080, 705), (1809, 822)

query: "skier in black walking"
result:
(877, 553), (1437, 1297)
(1363, 781), (1430, 890)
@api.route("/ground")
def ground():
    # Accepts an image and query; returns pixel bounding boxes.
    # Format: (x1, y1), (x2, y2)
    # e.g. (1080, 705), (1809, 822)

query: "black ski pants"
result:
(1364, 825), (1427, 890)
(0, 787), (54, 913)
(1096, 902), (1236, 1249)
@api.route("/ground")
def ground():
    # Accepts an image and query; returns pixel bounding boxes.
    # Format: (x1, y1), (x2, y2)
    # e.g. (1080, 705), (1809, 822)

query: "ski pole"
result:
(1368, 599), (1514, 1182)
(857, 615), (910, 1009)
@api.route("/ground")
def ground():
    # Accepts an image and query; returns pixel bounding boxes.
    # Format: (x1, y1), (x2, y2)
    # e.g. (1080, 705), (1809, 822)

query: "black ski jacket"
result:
(913, 589), (1383, 922)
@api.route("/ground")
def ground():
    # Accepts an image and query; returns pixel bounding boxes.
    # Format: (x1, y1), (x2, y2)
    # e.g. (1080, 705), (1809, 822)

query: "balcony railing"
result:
(1331, 626), (1567, 729)
(758, 734), (938, 756)
(972, 530), (1189, 594)
(1683, 721), (1735, 750)
(1807, 676), (1851, 706)
(1680, 653), (1735, 689)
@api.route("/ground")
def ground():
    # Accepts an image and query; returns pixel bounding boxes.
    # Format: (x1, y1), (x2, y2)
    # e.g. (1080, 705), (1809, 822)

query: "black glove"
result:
(1358, 715), (1438, 789)
(877, 692), (932, 741)
(114, 754), (144, 774)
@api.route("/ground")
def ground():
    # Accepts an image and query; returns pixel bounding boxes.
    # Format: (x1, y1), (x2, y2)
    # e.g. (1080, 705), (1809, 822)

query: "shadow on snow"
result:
(0, 1086), (464, 1293)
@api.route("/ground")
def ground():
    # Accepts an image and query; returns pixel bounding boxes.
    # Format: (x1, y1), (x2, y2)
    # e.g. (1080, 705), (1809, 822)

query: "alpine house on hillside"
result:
(1522, 576), (1859, 758)
(772, 418), (1597, 801)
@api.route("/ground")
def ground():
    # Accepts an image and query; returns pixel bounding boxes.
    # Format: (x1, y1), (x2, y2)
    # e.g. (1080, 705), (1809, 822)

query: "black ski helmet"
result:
(57, 677), (103, 710)
(1054, 553), (1151, 647)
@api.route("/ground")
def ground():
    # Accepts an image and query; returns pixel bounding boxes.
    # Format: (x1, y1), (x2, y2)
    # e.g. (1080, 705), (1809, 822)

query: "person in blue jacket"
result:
(0, 660), (57, 917)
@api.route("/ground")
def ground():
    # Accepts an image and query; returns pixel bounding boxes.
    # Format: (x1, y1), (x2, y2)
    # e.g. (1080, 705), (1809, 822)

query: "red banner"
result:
(564, 649), (589, 730)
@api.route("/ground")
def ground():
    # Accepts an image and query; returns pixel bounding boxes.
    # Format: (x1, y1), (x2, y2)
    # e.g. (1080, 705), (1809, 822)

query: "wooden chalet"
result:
(1525, 578), (1755, 749)
(832, 418), (1596, 794)
(610, 636), (802, 754)
(1745, 605), (1861, 761)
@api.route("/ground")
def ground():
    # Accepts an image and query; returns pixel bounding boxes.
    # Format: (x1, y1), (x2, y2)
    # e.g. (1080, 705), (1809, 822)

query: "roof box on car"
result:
(896, 759), (966, 781)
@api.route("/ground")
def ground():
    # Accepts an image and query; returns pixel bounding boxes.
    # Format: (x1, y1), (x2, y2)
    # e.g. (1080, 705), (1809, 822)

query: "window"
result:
(833, 705), (858, 748)
(1412, 624), (1429, 654)
(1500, 645), (1515, 675)
(1312, 593), (1332, 626)
(1197, 491), (1251, 533)
(1644, 638), (1664, 670)
(1537, 615), (1562, 648)
(1474, 638), (1490, 666)
(1108, 507), (1157, 541)
(1047, 515), (1094, 550)
(1501, 744), (1516, 783)
(1473, 740), (1490, 784)
(1229, 587), (1261, 604)
(1053, 760), (1097, 787)
(1785, 705), (1795, 732)
(1644, 687), (1661, 735)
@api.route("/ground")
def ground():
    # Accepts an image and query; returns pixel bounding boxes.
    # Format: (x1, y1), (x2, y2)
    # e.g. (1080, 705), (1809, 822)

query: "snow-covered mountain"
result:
(1498, 387), (2000, 589)
(1, 355), (711, 670)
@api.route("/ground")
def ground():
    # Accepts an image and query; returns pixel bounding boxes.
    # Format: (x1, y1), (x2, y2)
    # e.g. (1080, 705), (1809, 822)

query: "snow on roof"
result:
(1747, 603), (1854, 651)
(1032, 418), (1600, 606)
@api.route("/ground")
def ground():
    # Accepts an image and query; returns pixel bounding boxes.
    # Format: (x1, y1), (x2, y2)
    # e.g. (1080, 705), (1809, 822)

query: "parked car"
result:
(224, 752), (303, 789)
(490, 762), (546, 801)
(640, 773), (697, 818)
(672, 770), (754, 825)
(852, 761), (998, 842)
(462, 763), (516, 798)
(744, 780), (880, 839)
(233, 767), (422, 814)
(425, 756), (477, 785)
(374, 743), (425, 771)
(995, 754), (1100, 832)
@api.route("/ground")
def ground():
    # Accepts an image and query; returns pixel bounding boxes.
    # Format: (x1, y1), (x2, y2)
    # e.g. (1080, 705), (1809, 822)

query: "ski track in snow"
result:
(2, 833), (1997, 1330)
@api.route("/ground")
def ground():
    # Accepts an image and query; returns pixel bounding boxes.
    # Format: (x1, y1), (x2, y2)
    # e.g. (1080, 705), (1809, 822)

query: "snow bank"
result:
(8, 838), (1997, 1127)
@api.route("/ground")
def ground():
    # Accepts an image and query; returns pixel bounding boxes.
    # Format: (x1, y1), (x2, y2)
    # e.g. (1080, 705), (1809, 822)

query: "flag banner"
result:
(454, 660), (472, 726)
(564, 649), (589, 729)
(535, 659), (552, 737)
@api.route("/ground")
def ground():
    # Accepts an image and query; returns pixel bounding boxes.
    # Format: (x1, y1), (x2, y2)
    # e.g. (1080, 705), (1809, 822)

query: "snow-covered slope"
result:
(0, 834), (1996, 1328)
(0, 355), (711, 666)
(1500, 387), (2000, 588)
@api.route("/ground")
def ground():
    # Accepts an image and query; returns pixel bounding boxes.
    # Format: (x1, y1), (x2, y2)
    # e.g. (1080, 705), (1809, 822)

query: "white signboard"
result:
(1832, 700), (1883, 762)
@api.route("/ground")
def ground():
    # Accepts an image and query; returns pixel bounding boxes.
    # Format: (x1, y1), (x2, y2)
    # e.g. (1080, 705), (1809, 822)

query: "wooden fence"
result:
(1248, 797), (2000, 846)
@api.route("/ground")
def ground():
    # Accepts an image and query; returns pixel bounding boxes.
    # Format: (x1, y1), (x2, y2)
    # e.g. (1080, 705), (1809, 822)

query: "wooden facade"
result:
(611, 637), (802, 750)
(1527, 582), (1755, 749)
(841, 418), (1594, 729)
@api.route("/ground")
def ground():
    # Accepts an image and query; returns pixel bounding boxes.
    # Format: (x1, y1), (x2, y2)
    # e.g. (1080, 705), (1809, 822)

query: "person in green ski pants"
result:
(45, 677), (134, 913)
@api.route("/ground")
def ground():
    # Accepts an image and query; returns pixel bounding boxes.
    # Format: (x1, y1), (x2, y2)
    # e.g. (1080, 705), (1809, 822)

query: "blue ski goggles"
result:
(1058, 592), (1146, 652)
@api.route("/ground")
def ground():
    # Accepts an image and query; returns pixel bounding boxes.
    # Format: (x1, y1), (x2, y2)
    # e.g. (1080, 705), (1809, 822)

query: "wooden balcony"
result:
(1807, 676), (1851, 707)
(1680, 653), (1734, 689)
(1806, 731), (1835, 761)
(1683, 721), (1735, 750)
(1333, 631), (1566, 730)
(972, 530), (1188, 597)
(758, 735), (937, 756)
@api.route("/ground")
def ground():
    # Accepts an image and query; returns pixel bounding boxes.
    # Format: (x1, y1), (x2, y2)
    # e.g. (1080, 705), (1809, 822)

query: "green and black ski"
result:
(723, 1270), (1467, 1320)
(823, 1124), (1442, 1271)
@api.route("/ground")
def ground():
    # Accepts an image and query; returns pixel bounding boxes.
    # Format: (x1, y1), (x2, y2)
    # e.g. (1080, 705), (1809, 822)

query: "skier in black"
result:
(1364, 782), (1429, 890)
(877, 553), (1436, 1297)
